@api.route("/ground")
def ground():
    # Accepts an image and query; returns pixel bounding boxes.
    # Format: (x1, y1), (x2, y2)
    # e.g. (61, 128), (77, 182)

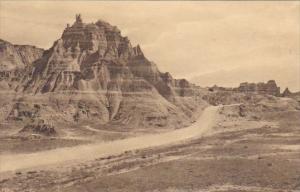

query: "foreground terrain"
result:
(0, 106), (218, 172)
(0, 103), (299, 192)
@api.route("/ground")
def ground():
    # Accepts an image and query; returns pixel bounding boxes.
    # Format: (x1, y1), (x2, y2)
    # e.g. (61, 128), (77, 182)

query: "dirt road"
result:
(0, 106), (219, 172)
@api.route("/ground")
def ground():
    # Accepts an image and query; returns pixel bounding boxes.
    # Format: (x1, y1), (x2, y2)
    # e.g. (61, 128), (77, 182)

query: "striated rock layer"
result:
(0, 15), (206, 130)
(0, 39), (44, 92)
(0, 39), (44, 71)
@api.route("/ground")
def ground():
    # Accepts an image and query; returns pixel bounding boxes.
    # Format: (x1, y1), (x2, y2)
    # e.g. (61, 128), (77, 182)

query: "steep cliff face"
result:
(0, 15), (206, 129)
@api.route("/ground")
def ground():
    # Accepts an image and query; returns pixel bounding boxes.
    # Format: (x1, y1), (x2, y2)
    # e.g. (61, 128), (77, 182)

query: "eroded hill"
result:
(0, 15), (206, 135)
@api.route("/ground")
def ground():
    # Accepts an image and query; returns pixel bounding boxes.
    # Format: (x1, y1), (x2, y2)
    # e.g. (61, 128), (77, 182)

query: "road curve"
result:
(0, 106), (219, 172)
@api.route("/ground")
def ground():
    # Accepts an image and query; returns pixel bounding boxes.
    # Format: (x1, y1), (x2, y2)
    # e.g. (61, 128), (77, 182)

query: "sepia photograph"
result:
(0, 1), (299, 191)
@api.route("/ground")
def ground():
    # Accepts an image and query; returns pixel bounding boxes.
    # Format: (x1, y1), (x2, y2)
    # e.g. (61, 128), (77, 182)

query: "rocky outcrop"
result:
(0, 14), (205, 130)
(234, 80), (280, 96)
(282, 87), (292, 97)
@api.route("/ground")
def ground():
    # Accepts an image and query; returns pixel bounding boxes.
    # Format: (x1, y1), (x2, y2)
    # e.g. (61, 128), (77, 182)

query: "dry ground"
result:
(0, 122), (139, 154)
(0, 105), (299, 192)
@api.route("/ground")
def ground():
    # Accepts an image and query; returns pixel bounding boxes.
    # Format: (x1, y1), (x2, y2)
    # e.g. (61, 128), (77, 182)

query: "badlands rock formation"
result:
(0, 15), (205, 130)
(0, 39), (44, 71)
(208, 80), (281, 97)
(235, 80), (280, 96)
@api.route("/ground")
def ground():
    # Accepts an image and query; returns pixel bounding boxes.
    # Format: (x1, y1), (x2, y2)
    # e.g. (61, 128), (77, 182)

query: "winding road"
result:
(0, 106), (219, 172)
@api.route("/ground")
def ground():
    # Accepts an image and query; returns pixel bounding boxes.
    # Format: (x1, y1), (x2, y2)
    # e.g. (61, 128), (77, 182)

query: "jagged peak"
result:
(133, 44), (144, 57)
(64, 14), (121, 35)
(282, 87), (292, 94)
(61, 14), (129, 54)
(75, 14), (83, 23)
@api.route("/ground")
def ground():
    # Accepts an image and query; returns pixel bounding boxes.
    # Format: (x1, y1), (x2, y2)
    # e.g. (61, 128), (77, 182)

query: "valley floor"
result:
(0, 106), (299, 192)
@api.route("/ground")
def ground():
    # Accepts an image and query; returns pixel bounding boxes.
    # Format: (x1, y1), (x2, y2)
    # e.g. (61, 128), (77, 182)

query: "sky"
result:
(0, 1), (299, 91)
